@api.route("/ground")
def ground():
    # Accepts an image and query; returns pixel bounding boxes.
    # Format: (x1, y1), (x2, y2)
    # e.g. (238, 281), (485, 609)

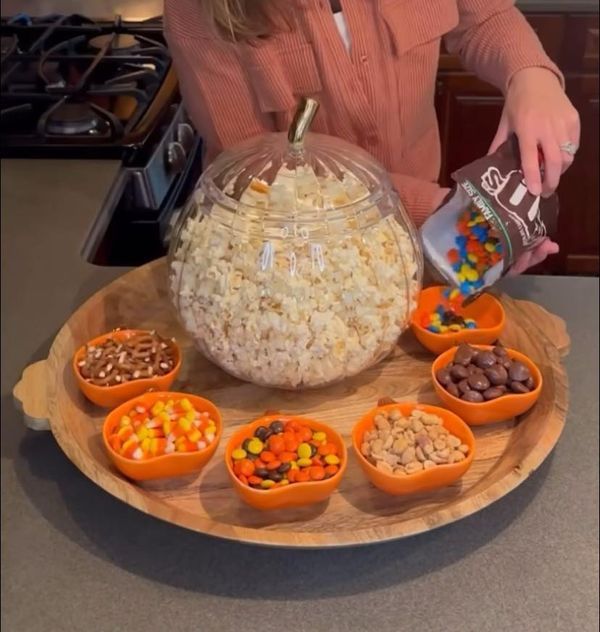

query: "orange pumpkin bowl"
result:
(73, 329), (181, 408)
(352, 402), (475, 496)
(102, 391), (222, 481)
(225, 414), (347, 511)
(432, 345), (543, 425)
(411, 286), (505, 355)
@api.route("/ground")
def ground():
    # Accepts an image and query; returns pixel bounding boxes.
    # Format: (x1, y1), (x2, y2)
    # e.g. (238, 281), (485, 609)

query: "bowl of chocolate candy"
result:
(431, 343), (542, 425)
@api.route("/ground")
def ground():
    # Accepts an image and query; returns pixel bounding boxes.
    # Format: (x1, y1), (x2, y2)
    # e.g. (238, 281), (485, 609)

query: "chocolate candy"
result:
(424, 307), (477, 334)
(467, 373), (491, 391)
(447, 382), (460, 398)
(458, 379), (472, 394)
(454, 343), (476, 366)
(474, 351), (497, 369)
(462, 390), (485, 403)
(436, 343), (536, 402)
(445, 205), (504, 297)
(422, 289), (478, 334)
(484, 365), (508, 385)
(450, 365), (469, 381)
(436, 367), (453, 385)
(508, 361), (531, 383)
(510, 381), (530, 394)
(483, 387), (504, 400)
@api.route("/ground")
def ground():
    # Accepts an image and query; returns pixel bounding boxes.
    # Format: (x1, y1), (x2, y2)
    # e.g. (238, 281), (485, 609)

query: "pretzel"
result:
(78, 331), (176, 387)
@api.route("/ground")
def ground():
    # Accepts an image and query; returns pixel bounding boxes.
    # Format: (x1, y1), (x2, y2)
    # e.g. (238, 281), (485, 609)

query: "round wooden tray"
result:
(13, 259), (570, 548)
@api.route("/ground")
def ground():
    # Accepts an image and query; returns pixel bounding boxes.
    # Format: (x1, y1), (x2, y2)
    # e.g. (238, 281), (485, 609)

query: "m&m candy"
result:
(448, 204), (503, 297)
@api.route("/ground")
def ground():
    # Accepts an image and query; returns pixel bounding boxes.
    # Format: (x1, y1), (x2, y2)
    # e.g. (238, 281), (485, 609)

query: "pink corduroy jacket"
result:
(164, 0), (561, 226)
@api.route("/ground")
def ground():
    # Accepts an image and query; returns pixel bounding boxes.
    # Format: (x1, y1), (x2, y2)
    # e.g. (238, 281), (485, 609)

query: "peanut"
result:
(405, 461), (424, 474)
(361, 407), (469, 477)
(372, 438), (384, 454)
(376, 460), (394, 474)
(447, 435), (461, 449)
(434, 438), (447, 451)
(411, 419), (424, 432)
(400, 446), (416, 466)
(450, 450), (465, 463)
(392, 437), (408, 454)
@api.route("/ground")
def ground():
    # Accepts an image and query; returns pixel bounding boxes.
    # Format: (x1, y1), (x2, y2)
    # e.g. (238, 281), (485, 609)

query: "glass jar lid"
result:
(197, 98), (399, 239)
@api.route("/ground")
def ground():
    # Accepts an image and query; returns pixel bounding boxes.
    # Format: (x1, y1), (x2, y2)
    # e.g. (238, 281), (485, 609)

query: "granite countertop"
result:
(1, 160), (598, 632)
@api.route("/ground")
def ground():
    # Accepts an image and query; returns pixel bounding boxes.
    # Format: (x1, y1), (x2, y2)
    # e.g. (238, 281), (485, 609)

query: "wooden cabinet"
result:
(435, 12), (599, 276)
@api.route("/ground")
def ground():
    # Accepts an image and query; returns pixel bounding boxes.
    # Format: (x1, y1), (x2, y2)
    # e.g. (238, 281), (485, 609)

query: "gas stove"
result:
(1, 12), (203, 266)
(0, 13), (178, 157)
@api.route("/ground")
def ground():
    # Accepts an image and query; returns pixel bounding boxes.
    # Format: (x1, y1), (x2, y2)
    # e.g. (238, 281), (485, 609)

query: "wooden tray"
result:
(13, 259), (570, 548)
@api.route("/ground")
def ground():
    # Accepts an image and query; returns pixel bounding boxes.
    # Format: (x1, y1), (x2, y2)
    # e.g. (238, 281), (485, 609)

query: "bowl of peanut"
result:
(73, 329), (181, 408)
(352, 400), (475, 495)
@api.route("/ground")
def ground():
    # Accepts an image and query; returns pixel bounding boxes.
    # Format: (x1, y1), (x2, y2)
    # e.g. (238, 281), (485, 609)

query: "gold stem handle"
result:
(287, 97), (320, 146)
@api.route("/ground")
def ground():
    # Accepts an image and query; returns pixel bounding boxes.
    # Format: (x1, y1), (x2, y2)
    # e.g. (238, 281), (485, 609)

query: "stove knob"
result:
(166, 141), (187, 174)
(176, 123), (195, 153)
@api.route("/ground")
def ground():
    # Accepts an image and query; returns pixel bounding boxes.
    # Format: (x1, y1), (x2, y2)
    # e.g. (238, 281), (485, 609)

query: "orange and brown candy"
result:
(231, 418), (341, 490)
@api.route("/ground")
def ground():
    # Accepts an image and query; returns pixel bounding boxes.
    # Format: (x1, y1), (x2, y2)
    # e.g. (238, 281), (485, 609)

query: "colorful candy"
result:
(421, 288), (477, 334)
(108, 396), (218, 460)
(424, 203), (504, 335)
(232, 419), (341, 489)
(448, 204), (504, 297)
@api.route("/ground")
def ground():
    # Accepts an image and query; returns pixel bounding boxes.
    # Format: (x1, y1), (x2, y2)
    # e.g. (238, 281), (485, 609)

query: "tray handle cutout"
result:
(13, 361), (51, 431)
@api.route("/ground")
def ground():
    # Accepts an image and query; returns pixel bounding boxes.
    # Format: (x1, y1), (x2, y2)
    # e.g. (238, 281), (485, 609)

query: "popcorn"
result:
(170, 167), (420, 389)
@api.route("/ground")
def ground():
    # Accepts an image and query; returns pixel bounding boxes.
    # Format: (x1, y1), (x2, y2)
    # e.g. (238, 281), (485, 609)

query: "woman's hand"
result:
(489, 67), (580, 198)
(508, 237), (559, 276)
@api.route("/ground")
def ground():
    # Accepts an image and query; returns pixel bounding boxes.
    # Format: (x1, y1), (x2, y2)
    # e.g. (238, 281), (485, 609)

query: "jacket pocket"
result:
(381, 0), (459, 55)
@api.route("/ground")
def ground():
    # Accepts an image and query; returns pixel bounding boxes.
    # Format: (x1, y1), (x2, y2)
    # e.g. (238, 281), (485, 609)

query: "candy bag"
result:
(421, 135), (559, 297)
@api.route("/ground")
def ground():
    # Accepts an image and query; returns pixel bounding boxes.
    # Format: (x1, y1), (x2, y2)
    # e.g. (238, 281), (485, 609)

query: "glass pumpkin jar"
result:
(169, 98), (423, 389)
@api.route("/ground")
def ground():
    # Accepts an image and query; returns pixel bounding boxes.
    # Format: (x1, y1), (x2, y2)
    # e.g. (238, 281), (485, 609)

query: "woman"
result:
(164, 0), (580, 273)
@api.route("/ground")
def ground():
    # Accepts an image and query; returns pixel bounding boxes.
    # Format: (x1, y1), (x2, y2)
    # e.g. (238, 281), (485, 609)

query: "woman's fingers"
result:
(507, 249), (533, 276)
(567, 105), (581, 147)
(507, 239), (560, 276)
(517, 131), (542, 196)
(528, 239), (559, 267)
(540, 134), (563, 196)
(559, 112), (580, 174)
(489, 112), (510, 155)
(552, 119), (576, 175)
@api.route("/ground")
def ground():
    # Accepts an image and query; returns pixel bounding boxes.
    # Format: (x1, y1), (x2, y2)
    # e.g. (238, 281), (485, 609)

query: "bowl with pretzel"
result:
(72, 329), (182, 408)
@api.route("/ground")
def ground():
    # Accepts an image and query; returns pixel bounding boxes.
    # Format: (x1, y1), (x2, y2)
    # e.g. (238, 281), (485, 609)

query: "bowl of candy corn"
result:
(103, 392), (222, 481)
(411, 286), (505, 355)
(225, 413), (347, 510)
